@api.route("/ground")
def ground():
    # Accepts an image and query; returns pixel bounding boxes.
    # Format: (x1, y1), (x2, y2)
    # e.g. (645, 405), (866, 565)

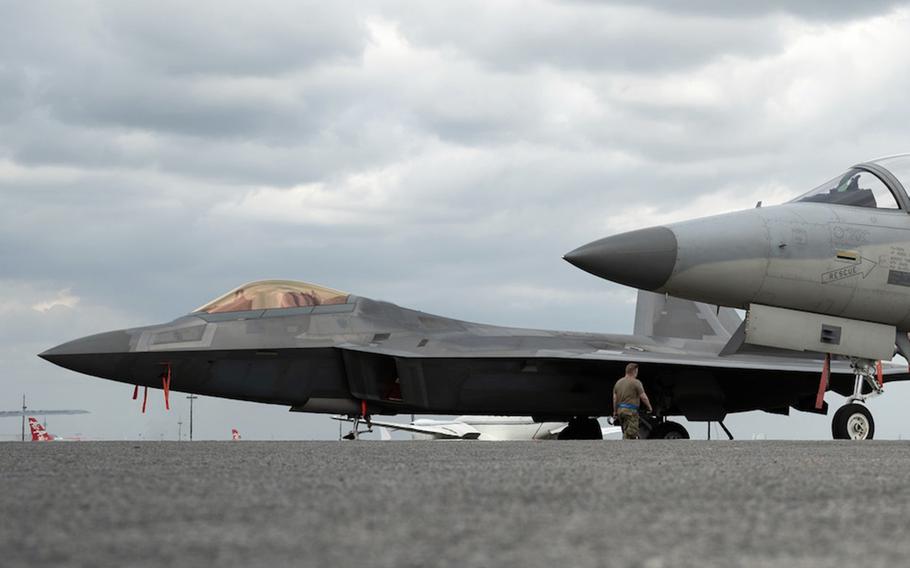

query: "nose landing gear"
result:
(832, 403), (874, 440)
(831, 358), (882, 440)
(342, 401), (373, 440)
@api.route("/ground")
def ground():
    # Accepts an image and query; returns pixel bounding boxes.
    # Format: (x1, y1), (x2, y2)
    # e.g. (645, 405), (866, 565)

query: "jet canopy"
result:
(870, 154), (910, 195)
(791, 154), (910, 210)
(194, 280), (350, 314)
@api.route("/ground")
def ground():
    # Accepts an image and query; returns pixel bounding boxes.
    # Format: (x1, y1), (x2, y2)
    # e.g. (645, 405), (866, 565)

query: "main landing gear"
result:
(639, 416), (690, 439)
(648, 421), (690, 440)
(557, 417), (603, 440)
(831, 358), (883, 440)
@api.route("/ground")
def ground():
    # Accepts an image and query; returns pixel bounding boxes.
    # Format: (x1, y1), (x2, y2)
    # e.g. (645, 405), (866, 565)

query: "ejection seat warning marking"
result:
(821, 257), (878, 283)
(885, 246), (910, 287)
(889, 245), (910, 271)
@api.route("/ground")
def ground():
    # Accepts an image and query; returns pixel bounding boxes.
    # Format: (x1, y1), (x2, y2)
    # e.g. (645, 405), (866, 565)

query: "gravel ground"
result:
(2, 441), (910, 568)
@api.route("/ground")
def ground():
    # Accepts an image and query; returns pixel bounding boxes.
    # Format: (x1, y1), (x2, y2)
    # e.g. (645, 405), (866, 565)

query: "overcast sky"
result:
(4, 1), (910, 441)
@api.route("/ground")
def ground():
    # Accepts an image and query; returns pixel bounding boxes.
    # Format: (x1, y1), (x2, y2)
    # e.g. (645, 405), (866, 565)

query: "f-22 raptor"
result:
(566, 154), (910, 439)
(39, 280), (908, 439)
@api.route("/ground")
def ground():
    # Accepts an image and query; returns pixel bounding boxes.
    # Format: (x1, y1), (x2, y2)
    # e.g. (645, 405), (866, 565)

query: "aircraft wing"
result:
(534, 348), (910, 376)
(338, 342), (905, 375)
(601, 426), (622, 437)
(546, 423), (621, 438)
(331, 416), (481, 440)
(336, 340), (910, 416)
(0, 409), (90, 418)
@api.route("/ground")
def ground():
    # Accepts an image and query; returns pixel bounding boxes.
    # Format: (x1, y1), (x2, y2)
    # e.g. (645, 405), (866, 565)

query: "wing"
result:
(601, 426), (622, 437)
(545, 424), (622, 438)
(336, 339), (910, 420)
(339, 341), (907, 375)
(330, 416), (481, 440)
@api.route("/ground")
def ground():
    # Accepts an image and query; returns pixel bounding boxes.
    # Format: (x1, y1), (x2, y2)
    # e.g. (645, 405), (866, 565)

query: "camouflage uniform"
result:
(614, 375), (646, 440)
(617, 411), (640, 439)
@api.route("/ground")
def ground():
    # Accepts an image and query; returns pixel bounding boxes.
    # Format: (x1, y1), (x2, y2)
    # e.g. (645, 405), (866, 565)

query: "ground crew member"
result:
(613, 363), (653, 439)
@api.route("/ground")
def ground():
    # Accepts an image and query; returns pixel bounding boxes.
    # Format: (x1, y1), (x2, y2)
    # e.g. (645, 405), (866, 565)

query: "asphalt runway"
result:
(3, 441), (910, 568)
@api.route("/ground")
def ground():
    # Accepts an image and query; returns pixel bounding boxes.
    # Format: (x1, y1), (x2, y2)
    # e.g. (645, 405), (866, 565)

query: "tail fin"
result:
(231, 428), (241, 440)
(633, 291), (741, 341)
(29, 417), (54, 441)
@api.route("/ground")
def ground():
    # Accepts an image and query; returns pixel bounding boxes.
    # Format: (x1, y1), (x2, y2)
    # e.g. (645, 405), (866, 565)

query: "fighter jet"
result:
(565, 154), (910, 439)
(39, 280), (909, 440)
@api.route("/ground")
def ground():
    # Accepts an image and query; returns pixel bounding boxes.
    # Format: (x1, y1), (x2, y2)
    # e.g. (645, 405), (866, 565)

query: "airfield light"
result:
(186, 395), (198, 440)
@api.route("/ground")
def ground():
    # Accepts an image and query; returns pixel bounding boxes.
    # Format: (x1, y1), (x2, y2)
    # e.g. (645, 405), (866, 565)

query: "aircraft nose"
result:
(39, 330), (133, 379)
(564, 226), (678, 290)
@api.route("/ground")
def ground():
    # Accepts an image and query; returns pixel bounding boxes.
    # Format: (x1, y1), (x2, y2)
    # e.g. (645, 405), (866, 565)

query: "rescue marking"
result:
(821, 257), (877, 283)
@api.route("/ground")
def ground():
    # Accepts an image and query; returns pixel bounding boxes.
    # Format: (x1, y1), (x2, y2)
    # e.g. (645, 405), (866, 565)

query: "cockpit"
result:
(194, 280), (351, 314)
(791, 154), (910, 210)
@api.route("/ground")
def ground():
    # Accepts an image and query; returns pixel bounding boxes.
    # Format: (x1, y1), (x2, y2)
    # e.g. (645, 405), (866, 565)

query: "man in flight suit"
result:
(613, 363), (653, 439)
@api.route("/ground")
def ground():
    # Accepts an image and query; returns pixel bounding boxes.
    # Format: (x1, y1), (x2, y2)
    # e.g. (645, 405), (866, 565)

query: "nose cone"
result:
(39, 329), (133, 379)
(565, 226), (678, 290)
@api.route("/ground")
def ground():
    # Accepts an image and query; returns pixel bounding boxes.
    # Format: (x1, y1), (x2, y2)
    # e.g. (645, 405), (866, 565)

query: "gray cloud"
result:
(4, 1), (910, 441)
(100, 3), (367, 77)
(388, 2), (791, 73)
(606, 0), (907, 21)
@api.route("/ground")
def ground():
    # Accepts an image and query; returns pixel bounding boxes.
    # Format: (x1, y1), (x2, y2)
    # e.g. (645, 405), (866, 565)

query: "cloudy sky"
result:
(4, 1), (910, 440)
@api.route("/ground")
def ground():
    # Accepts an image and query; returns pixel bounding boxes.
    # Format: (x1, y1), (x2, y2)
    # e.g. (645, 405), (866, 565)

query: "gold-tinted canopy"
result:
(194, 280), (350, 314)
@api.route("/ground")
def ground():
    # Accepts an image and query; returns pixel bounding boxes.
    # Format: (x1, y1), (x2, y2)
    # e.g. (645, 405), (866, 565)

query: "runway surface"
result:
(3, 441), (910, 568)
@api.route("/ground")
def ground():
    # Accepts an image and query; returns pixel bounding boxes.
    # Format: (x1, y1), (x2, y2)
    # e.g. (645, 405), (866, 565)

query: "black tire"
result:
(832, 403), (875, 440)
(649, 421), (690, 440)
(638, 416), (653, 440)
(557, 417), (603, 440)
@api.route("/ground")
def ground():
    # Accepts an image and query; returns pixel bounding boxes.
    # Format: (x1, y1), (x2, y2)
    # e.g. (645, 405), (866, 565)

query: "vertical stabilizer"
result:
(634, 291), (741, 341)
(28, 417), (54, 441)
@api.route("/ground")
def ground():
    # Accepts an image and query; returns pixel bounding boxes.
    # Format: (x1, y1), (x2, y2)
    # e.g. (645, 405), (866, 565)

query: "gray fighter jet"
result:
(566, 154), (910, 439)
(39, 280), (909, 439)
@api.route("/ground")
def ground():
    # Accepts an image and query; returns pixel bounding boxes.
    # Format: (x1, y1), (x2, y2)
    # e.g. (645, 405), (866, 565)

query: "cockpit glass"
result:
(194, 280), (350, 314)
(791, 168), (899, 210)
(871, 154), (910, 197)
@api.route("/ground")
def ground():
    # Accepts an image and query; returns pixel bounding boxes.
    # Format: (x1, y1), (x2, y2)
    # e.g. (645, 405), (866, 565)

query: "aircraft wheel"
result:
(649, 421), (690, 440)
(558, 417), (603, 440)
(832, 403), (875, 440)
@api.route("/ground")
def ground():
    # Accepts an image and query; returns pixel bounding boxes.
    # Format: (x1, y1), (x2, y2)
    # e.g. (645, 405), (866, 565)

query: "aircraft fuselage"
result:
(662, 203), (910, 327)
(566, 156), (910, 333)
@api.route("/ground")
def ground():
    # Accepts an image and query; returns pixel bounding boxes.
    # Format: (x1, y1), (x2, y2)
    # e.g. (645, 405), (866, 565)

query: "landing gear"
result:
(830, 358), (882, 440)
(557, 417), (603, 440)
(832, 403), (875, 440)
(637, 415), (689, 439)
(342, 412), (373, 440)
(648, 421), (690, 440)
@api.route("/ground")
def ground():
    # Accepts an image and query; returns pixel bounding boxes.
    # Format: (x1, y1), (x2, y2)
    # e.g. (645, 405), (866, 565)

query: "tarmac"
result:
(3, 441), (910, 568)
